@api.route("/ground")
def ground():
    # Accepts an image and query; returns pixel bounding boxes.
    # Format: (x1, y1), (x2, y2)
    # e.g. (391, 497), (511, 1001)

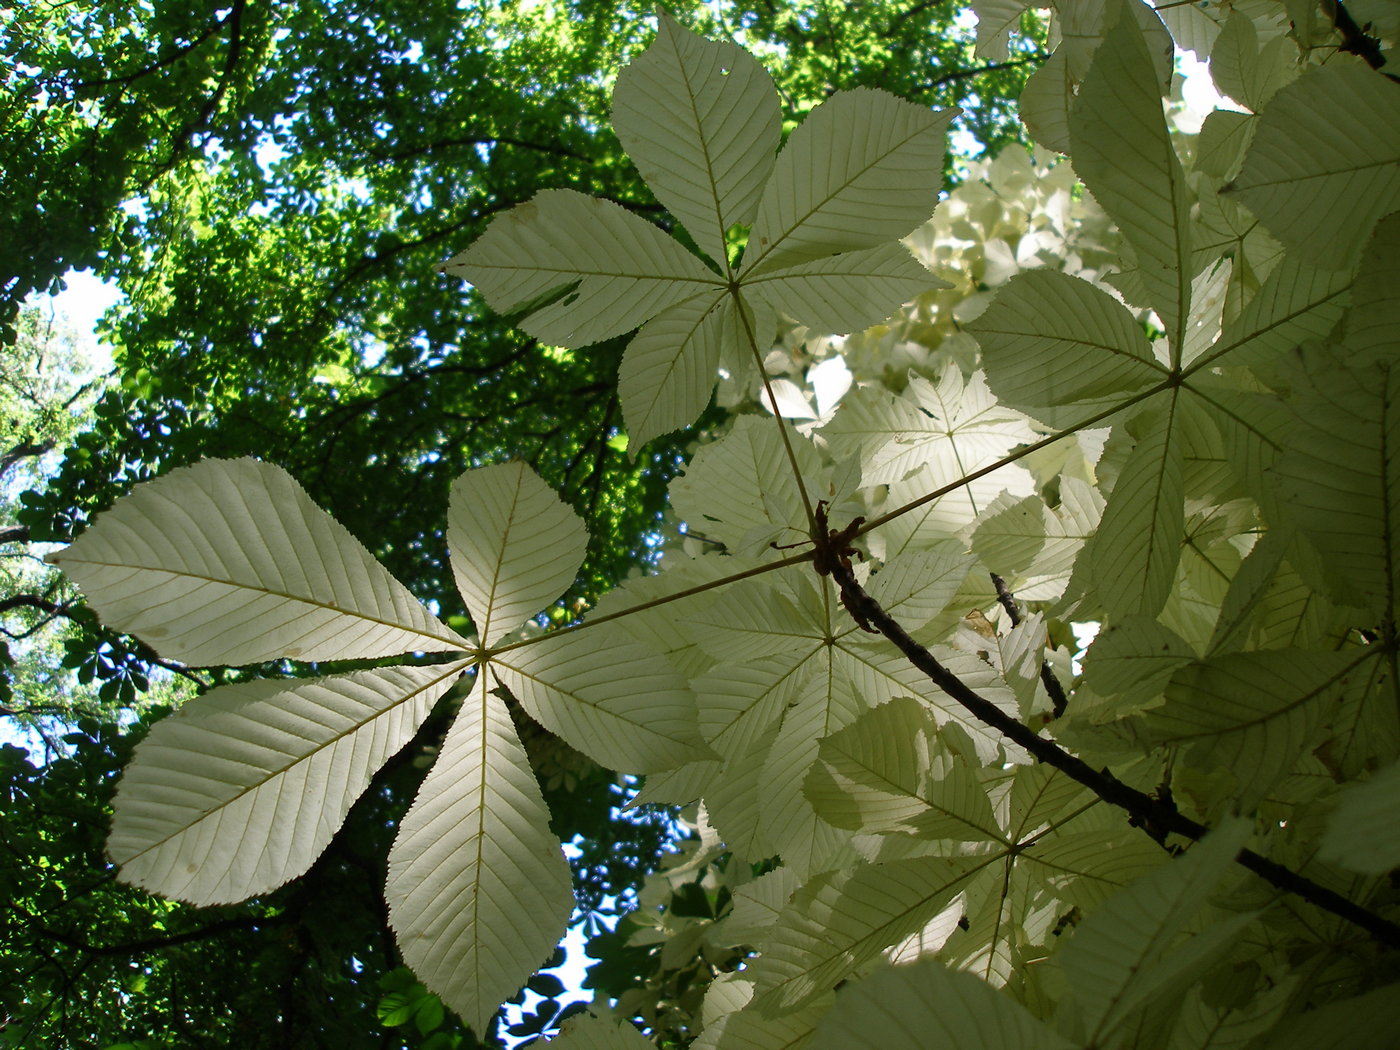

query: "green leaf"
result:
(1079, 400), (1187, 621)
(447, 462), (588, 647)
(1258, 981), (1400, 1050)
(743, 241), (946, 335)
(108, 662), (469, 905)
(492, 625), (708, 773)
(1081, 614), (1196, 710)
(386, 674), (573, 1033)
(970, 269), (1163, 428)
(1057, 818), (1254, 1045)
(48, 458), (468, 664)
(1318, 757), (1400, 874)
(618, 290), (729, 451)
(1068, 0), (1192, 350)
(1346, 210), (1400, 367)
(751, 854), (986, 1013)
(440, 188), (721, 347)
(808, 959), (1074, 1050)
(1226, 64), (1400, 271)
(1201, 253), (1352, 372)
(545, 1012), (657, 1049)
(1208, 9), (1300, 113)
(670, 415), (824, 551)
(611, 13), (780, 269)
(804, 696), (1003, 840)
(1146, 649), (1366, 801)
(1270, 361), (1400, 615)
(743, 90), (956, 275)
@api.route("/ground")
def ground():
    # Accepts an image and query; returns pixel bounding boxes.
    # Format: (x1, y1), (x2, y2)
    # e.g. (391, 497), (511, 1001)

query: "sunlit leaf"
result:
(612, 12), (781, 268)
(492, 625), (708, 773)
(448, 462), (588, 647)
(109, 661), (469, 905)
(809, 958), (1072, 1049)
(440, 189), (721, 347)
(49, 458), (468, 664)
(387, 675), (572, 1032)
(743, 90), (955, 275)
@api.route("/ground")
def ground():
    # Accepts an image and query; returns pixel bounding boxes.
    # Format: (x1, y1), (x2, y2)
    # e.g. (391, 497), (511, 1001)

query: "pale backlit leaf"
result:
(809, 959), (1073, 1050)
(447, 462), (588, 647)
(1208, 9), (1299, 113)
(1081, 614), (1195, 710)
(440, 189), (721, 347)
(969, 269), (1162, 429)
(670, 415), (824, 551)
(1079, 401), (1187, 621)
(387, 675), (573, 1033)
(619, 289), (729, 451)
(492, 625), (708, 773)
(547, 1012), (656, 1050)
(109, 661), (469, 905)
(751, 854), (987, 1013)
(48, 458), (467, 665)
(1202, 253), (1352, 372)
(743, 90), (955, 275)
(1227, 63), (1400, 271)
(743, 241), (946, 335)
(805, 696), (1002, 840)
(612, 12), (780, 268)
(1068, 0), (1192, 349)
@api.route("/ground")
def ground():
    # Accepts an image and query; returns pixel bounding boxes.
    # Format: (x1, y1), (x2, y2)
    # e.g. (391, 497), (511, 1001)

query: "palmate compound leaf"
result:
(807, 958), (1073, 1050)
(108, 661), (471, 905)
(447, 18), (955, 452)
(46, 457), (469, 665)
(447, 461), (588, 648)
(611, 12), (780, 270)
(387, 672), (573, 1034)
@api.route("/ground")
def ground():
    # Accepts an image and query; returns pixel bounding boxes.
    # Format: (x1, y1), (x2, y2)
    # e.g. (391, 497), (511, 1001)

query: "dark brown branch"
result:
(920, 54), (1047, 93)
(0, 524), (30, 544)
(829, 556), (1400, 949)
(1326, 0), (1393, 73)
(989, 572), (1069, 718)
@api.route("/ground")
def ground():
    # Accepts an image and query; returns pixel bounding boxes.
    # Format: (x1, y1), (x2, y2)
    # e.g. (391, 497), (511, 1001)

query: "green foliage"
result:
(20, 1), (1400, 1048)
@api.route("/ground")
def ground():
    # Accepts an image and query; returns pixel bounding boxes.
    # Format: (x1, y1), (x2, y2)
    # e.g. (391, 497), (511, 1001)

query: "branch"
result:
(827, 555), (1400, 949)
(989, 572), (1070, 719)
(1325, 0), (1394, 74)
(0, 524), (30, 544)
